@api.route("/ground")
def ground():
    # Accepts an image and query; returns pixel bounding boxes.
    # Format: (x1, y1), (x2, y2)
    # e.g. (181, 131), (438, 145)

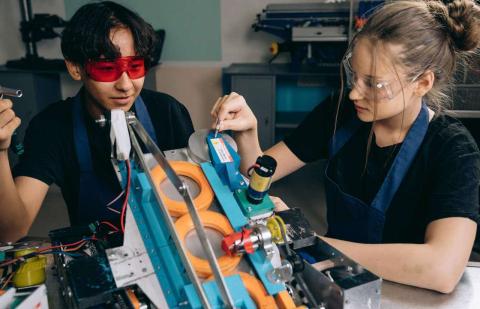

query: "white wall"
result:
(155, 64), (223, 129)
(159, 0), (300, 129)
(221, 0), (297, 64)
(0, 0), (65, 64)
(0, 0), (24, 66)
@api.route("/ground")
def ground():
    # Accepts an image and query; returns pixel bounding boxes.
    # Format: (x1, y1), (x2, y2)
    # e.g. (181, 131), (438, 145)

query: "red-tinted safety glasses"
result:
(85, 56), (146, 82)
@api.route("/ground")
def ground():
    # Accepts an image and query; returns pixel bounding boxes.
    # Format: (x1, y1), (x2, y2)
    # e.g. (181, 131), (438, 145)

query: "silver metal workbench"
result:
(381, 265), (480, 309)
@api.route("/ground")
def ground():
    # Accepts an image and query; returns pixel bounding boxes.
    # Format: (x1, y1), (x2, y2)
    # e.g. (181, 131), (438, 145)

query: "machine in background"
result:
(252, 1), (385, 67)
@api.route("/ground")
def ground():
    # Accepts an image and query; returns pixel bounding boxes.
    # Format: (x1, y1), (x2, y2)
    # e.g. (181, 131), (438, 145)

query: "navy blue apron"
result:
(72, 90), (158, 225)
(325, 103), (429, 243)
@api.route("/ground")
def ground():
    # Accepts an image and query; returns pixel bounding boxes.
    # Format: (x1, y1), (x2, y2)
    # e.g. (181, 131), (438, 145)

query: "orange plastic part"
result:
(175, 211), (241, 278)
(206, 271), (277, 308)
(238, 272), (277, 308)
(126, 288), (140, 309)
(151, 161), (214, 217)
(275, 290), (298, 309)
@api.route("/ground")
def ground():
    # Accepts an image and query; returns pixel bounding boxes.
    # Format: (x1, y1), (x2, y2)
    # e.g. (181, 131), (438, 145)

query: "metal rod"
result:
(348, 0), (355, 43)
(126, 124), (212, 309)
(19, 0), (31, 56)
(19, 0), (37, 57)
(0, 86), (23, 98)
(294, 273), (319, 308)
(129, 118), (236, 308)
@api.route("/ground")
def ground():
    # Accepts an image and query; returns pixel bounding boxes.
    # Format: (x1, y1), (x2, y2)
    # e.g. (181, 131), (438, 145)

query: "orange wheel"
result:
(151, 161), (214, 217)
(175, 211), (241, 278)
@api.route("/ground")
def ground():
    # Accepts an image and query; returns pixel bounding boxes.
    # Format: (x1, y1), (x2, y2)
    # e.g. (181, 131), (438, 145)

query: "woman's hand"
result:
(210, 92), (263, 175)
(0, 98), (21, 151)
(270, 195), (290, 212)
(210, 92), (257, 133)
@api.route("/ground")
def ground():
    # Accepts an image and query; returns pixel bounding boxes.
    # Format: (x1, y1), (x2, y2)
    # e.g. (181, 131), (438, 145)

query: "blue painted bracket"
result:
(201, 162), (248, 231)
(206, 132), (246, 191)
(201, 162), (285, 295)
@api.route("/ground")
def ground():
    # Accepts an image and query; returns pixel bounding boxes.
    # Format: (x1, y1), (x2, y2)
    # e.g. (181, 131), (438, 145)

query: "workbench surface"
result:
(45, 259), (480, 308)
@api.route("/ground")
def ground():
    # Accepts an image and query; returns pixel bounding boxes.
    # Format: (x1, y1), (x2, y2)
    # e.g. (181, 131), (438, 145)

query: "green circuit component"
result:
(234, 188), (274, 218)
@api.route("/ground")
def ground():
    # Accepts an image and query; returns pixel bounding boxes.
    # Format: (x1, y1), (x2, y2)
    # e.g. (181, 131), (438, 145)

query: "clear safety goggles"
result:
(85, 56), (146, 82)
(342, 52), (419, 101)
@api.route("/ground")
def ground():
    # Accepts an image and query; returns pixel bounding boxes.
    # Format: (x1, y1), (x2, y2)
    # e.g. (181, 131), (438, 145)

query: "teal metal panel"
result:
(201, 162), (248, 231)
(129, 169), (190, 307)
(184, 274), (256, 309)
(234, 188), (275, 218)
(200, 164), (285, 295)
(64, 0), (221, 61)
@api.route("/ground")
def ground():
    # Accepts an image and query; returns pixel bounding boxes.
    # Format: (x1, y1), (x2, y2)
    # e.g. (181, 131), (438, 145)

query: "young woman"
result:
(211, 0), (480, 293)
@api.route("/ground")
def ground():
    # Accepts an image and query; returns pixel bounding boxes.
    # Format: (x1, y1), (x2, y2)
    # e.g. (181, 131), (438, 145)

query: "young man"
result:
(0, 2), (194, 242)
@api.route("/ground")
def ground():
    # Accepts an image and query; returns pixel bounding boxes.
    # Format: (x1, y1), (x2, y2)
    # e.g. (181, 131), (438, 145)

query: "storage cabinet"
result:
(223, 63), (340, 149)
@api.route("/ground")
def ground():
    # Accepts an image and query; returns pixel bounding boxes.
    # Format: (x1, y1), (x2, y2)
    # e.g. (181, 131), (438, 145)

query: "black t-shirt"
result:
(13, 89), (194, 224)
(284, 99), (480, 244)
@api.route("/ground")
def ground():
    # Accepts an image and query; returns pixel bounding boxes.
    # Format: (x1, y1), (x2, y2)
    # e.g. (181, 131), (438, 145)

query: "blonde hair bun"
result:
(428, 0), (480, 51)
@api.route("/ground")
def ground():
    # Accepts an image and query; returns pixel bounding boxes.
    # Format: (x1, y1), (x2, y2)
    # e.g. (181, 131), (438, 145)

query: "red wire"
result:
(37, 238), (87, 253)
(120, 160), (131, 233)
(1, 272), (14, 289)
(0, 259), (20, 268)
(63, 241), (87, 252)
(247, 163), (260, 176)
(100, 221), (120, 232)
(0, 237), (94, 268)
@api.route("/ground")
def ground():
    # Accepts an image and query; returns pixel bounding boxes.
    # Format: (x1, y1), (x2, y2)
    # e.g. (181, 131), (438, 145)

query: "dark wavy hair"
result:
(61, 1), (157, 68)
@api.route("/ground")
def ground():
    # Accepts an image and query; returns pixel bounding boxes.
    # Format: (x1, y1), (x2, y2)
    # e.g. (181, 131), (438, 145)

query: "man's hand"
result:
(0, 98), (21, 151)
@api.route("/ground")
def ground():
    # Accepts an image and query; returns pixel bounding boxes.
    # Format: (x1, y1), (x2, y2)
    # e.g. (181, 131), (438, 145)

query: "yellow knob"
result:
(270, 42), (279, 55)
(266, 216), (287, 244)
